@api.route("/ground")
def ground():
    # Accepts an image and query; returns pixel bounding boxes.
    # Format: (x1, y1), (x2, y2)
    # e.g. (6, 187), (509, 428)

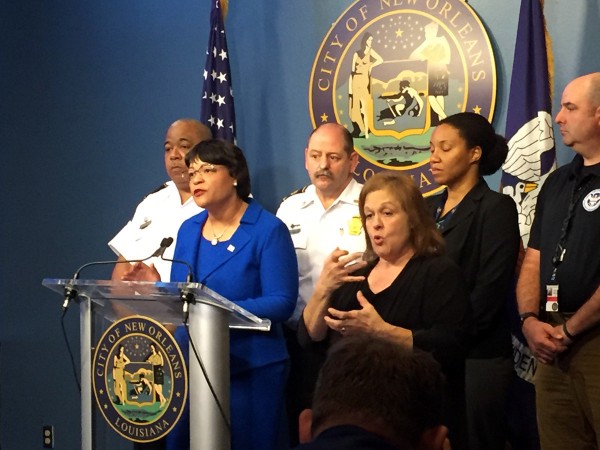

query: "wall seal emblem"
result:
(309, 0), (497, 194)
(92, 316), (187, 443)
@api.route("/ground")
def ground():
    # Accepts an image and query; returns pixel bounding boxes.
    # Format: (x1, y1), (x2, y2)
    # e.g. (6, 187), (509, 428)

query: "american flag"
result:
(201, 0), (237, 141)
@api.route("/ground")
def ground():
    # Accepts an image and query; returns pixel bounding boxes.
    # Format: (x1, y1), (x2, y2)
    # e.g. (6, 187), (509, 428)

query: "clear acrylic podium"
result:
(42, 279), (271, 450)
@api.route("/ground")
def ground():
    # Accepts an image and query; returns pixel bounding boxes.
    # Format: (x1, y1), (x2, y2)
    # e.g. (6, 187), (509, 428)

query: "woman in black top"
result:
(428, 112), (520, 450)
(300, 171), (470, 448)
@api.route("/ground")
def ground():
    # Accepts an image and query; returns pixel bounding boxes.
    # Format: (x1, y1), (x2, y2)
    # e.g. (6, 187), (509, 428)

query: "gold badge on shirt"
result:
(348, 216), (362, 236)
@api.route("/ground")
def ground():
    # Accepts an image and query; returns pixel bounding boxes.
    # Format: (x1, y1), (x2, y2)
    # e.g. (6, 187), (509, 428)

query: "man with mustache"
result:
(109, 118), (212, 281)
(277, 122), (365, 445)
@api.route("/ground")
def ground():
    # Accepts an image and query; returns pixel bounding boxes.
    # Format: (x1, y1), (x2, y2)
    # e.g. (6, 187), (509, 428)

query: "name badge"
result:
(289, 224), (301, 235)
(546, 284), (559, 312)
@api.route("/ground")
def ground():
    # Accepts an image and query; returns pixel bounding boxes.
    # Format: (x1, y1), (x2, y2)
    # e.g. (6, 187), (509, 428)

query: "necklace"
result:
(209, 220), (230, 246)
(206, 201), (247, 245)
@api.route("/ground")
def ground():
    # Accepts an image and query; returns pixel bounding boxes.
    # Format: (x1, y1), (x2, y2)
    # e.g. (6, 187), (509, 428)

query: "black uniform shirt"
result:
(529, 155), (600, 312)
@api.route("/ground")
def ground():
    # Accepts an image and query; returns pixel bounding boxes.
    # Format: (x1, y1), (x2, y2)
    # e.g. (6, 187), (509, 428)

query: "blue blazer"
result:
(171, 199), (299, 373)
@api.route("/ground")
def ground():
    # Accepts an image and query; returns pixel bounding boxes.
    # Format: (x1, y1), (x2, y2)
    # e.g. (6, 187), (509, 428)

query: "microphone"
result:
(61, 237), (175, 313)
(150, 237), (174, 258)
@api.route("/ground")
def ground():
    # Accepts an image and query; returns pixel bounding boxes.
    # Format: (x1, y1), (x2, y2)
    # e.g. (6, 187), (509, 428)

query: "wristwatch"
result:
(519, 312), (539, 326)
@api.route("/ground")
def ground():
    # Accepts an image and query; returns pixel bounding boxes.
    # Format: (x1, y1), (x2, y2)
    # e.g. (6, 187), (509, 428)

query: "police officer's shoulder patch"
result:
(281, 185), (309, 202)
(145, 183), (169, 199)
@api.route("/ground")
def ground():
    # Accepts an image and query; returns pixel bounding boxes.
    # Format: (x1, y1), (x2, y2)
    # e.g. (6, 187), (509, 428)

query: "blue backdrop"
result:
(1, 0), (600, 448)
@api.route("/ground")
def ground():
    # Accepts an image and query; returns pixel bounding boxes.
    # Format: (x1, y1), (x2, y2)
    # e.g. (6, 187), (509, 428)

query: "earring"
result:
(233, 180), (238, 186)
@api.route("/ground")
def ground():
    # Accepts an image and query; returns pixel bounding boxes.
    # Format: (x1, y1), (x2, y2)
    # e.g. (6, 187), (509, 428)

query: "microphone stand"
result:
(180, 276), (196, 325)
(62, 284), (79, 316)
(61, 237), (174, 314)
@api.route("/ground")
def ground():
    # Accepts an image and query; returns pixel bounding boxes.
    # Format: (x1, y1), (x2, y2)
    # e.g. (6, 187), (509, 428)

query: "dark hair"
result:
(307, 123), (355, 156)
(185, 139), (251, 199)
(438, 112), (508, 176)
(311, 335), (445, 447)
(359, 171), (444, 259)
(358, 32), (373, 57)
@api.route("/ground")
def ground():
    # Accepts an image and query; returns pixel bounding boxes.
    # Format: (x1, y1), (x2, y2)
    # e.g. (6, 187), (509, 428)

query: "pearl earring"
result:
(233, 180), (238, 186)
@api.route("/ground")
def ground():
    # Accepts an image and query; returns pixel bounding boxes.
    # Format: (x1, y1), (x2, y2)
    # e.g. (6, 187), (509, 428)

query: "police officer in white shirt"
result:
(109, 119), (212, 281)
(276, 122), (366, 445)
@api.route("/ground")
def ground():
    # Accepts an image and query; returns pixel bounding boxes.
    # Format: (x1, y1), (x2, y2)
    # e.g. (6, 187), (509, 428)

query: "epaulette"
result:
(281, 185), (309, 202)
(143, 182), (168, 200)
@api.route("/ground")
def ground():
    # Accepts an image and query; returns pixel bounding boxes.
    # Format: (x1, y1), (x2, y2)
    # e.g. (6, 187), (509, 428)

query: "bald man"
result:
(109, 119), (212, 281)
(517, 73), (600, 449)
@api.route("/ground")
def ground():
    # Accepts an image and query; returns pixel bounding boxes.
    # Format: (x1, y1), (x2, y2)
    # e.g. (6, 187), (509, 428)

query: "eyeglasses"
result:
(188, 164), (221, 179)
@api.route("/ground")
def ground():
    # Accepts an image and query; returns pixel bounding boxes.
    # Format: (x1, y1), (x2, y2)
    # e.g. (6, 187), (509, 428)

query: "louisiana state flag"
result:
(501, 0), (556, 249)
(502, 2), (556, 449)
(201, 0), (237, 141)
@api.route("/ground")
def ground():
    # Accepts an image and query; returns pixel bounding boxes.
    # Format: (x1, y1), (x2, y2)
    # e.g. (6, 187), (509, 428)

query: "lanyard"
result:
(549, 175), (593, 283)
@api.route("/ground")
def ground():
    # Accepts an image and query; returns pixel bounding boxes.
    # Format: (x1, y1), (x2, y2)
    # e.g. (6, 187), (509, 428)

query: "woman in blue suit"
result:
(129, 139), (298, 450)
(428, 112), (520, 450)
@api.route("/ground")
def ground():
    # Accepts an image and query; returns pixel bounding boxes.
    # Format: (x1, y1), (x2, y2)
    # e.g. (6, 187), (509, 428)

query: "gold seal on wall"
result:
(309, 0), (497, 195)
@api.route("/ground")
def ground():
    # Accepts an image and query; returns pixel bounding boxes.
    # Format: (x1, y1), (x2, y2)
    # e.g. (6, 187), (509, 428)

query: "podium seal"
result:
(92, 316), (187, 443)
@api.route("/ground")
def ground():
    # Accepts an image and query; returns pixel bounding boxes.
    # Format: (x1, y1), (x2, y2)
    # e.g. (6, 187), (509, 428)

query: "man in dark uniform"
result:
(517, 72), (600, 450)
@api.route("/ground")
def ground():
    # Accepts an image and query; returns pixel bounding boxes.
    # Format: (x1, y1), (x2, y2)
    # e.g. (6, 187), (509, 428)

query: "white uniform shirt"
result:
(108, 181), (202, 281)
(276, 178), (366, 328)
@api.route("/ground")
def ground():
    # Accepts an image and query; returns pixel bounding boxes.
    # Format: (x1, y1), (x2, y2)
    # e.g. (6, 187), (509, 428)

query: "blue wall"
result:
(1, 0), (599, 448)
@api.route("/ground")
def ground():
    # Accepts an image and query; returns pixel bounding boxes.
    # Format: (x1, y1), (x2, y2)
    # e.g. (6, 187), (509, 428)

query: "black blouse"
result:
(299, 254), (471, 378)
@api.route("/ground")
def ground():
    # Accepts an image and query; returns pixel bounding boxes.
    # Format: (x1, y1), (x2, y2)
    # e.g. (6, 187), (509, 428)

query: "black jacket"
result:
(427, 179), (520, 358)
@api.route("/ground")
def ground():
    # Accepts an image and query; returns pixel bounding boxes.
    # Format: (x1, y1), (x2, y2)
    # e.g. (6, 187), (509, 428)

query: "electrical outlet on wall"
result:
(42, 425), (54, 449)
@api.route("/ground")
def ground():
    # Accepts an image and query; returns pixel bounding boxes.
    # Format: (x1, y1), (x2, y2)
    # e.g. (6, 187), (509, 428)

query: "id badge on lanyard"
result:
(545, 174), (591, 313)
(546, 254), (562, 312)
(546, 284), (559, 312)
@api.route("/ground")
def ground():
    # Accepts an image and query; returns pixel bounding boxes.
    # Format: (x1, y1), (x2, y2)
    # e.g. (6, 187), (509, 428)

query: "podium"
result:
(42, 279), (271, 450)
